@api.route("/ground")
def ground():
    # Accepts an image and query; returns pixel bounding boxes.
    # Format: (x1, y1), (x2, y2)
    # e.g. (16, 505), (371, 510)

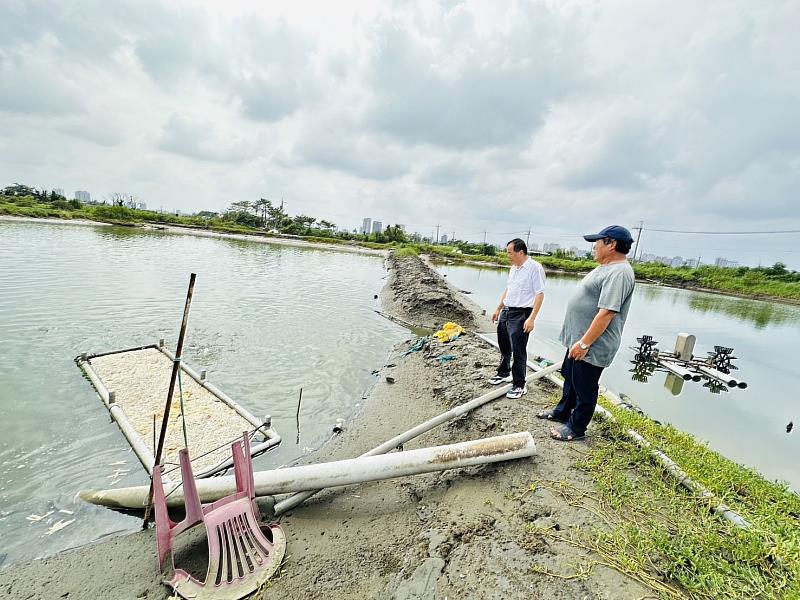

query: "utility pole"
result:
(482, 231), (487, 245)
(526, 227), (531, 249)
(633, 221), (644, 262)
(435, 224), (440, 244)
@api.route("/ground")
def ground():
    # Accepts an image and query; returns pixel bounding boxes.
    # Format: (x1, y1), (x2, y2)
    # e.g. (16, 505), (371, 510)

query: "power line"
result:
(643, 228), (800, 235)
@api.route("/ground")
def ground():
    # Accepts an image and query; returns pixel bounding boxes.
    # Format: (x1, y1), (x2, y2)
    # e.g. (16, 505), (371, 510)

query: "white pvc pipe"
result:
(78, 358), (161, 479)
(476, 333), (564, 387)
(657, 358), (699, 381)
(696, 365), (743, 388)
(274, 361), (563, 515)
(79, 432), (536, 510)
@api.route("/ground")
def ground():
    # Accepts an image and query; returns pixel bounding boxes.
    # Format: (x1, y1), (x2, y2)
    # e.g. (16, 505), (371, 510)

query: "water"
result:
(438, 261), (800, 490)
(0, 220), (407, 566)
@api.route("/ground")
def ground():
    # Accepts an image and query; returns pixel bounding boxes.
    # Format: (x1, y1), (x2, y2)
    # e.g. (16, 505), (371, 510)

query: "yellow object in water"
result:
(433, 322), (465, 343)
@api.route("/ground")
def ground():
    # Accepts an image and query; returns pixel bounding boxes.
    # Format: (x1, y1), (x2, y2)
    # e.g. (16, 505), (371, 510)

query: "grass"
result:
(523, 396), (800, 598)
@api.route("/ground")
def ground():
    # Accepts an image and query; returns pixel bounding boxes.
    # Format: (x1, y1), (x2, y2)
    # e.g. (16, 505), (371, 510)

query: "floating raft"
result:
(76, 341), (280, 483)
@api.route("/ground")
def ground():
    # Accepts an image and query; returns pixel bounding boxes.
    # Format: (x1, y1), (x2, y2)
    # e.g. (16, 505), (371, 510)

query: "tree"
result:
(318, 219), (336, 231)
(106, 192), (137, 207)
(266, 203), (287, 230)
(253, 198), (271, 228)
(2, 183), (36, 197)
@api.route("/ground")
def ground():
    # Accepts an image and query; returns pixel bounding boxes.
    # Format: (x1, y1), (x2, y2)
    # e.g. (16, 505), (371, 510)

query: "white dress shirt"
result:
(503, 258), (546, 307)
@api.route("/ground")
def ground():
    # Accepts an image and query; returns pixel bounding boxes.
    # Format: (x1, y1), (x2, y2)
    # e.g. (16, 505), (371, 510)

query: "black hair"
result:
(506, 238), (528, 254)
(603, 237), (632, 255)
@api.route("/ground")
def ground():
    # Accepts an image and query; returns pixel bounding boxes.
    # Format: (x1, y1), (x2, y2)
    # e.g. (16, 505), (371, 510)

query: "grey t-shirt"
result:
(559, 261), (635, 368)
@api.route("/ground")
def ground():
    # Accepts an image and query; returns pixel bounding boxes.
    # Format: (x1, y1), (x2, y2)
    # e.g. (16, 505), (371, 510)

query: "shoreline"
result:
(2, 254), (798, 598)
(433, 255), (800, 307)
(4, 213), (797, 306)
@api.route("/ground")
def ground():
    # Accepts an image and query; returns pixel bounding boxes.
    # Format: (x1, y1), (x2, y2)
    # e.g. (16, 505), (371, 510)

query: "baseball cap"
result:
(583, 225), (634, 243)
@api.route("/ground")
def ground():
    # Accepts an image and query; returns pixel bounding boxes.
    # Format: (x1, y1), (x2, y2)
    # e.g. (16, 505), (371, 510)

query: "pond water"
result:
(436, 261), (800, 491)
(0, 220), (406, 567)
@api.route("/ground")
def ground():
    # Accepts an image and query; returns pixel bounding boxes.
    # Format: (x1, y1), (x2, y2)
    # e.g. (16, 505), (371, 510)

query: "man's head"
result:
(583, 225), (633, 263)
(506, 238), (528, 266)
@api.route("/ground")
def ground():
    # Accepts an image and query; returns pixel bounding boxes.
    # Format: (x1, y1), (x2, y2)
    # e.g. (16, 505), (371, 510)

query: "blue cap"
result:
(583, 225), (633, 243)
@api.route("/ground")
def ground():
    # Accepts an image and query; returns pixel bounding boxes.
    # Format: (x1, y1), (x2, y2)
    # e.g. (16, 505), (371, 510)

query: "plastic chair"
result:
(153, 432), (286, 599)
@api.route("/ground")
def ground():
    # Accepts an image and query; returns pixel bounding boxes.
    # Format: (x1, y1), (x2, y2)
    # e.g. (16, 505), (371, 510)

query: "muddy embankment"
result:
(1, 254), (652, 600)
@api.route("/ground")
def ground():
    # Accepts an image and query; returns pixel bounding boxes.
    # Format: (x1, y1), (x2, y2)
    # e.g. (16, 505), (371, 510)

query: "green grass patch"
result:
(525, 398), (800, 598)
(393, 246), (420, 257)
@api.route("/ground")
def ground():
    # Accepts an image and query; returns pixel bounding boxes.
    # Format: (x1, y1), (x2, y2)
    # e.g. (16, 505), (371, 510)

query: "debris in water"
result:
(26, 511), (54, 522)
(787, 421), (794, 434)
(59, 509), (74, 515)
(108, 460), (127, 466)
(45, 518), (76, 536)
(386, 376), (396, 384)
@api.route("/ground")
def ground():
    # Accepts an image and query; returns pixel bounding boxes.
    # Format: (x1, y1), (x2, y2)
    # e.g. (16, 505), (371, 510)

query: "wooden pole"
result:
(142, 273), (197, 526)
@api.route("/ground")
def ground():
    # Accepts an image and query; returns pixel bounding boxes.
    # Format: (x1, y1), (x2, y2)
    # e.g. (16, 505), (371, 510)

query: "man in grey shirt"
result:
(537, 225), (636, 441)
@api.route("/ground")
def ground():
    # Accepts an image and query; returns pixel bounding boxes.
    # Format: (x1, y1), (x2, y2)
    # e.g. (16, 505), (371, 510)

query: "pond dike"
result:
(0, 255), (697, 598)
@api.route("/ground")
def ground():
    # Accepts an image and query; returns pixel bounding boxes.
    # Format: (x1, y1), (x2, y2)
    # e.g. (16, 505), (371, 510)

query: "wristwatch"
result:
(578, 341), (590, 350)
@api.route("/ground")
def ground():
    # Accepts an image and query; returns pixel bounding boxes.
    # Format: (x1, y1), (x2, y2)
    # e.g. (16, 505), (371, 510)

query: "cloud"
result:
(363, 2), (587, 149)
(156, 113), (258, 163)
(0, 0), (799, 266)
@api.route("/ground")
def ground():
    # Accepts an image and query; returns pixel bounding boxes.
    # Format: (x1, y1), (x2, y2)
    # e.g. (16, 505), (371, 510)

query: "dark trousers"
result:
(552, 352), (604, 436)
(496, 307), (532, 388)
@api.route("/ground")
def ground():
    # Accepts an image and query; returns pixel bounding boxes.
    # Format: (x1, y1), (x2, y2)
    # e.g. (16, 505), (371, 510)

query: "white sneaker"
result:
(506, 386), (527, 399)
(488, 374), (513, 385)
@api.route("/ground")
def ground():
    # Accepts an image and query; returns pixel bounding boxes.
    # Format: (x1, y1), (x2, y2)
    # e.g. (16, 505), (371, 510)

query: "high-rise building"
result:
(441, 234), (448, 244)
(74, 190), (91, 202)
(53, 188), (64, 197)
(715, 257), (739, 268)
(361, 217), (372, 234)
(372, 221), (383, 234)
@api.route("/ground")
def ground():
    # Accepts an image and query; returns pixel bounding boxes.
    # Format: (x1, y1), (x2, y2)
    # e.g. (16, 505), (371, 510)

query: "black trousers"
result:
(552, 352), (604, 436)
(496, 307), (532, 388)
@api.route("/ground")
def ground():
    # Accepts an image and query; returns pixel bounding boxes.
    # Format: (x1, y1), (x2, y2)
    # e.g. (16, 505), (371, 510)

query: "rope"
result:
(162, 427), (263, 477)
(175, 357), (189, 449)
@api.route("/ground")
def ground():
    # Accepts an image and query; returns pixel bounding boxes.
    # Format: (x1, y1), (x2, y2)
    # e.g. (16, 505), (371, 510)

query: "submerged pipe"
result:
(79, 432), (537, 510)
(274, 361), (563, 515)
(473, 333), (750, 529)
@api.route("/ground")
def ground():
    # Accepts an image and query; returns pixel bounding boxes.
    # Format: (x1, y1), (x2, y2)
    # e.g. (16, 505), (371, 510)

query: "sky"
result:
(2, 0), (799, 268)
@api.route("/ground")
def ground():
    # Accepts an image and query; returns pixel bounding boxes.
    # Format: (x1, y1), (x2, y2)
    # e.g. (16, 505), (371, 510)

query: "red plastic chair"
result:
(153, 432), (286, 599)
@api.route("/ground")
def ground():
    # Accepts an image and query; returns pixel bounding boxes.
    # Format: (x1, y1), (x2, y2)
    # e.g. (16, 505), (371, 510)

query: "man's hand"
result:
(491, 308), (501, 323)
(569, 341), (589, 360)
(523, 317), (535, 333)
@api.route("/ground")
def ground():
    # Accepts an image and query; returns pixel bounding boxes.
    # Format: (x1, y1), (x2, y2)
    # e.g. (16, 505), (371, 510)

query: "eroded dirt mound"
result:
(383, 254), (480, 330)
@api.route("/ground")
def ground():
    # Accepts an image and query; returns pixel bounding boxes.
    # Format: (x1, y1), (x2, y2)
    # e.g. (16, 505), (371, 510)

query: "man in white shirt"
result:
(489, 238), (546, 399)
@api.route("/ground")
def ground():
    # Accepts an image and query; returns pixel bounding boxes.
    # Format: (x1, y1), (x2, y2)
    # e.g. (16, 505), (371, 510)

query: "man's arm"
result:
(523, 292), (544, 333)
(568, 308), (616, 360)
(491, 289), (508, 323)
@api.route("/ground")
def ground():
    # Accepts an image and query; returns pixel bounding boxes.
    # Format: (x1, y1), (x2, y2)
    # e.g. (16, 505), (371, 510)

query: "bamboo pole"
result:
(142, 273), (197, 526)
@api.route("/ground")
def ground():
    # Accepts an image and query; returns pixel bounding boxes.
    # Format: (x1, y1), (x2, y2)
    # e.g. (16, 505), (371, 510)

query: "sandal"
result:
(536, 410), (566, 422)
(550, 424), (585, 442)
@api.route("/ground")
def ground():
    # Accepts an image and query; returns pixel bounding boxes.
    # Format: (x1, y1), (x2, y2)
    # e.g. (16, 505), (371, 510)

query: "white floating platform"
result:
(76, 342), (281, 483)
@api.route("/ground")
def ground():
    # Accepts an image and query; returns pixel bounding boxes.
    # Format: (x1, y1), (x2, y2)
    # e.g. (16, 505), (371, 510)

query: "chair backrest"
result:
(153, 432), (286, 598)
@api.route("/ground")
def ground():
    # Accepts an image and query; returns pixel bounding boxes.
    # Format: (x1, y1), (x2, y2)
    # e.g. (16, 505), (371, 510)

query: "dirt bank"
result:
(1, 254), (652, 599)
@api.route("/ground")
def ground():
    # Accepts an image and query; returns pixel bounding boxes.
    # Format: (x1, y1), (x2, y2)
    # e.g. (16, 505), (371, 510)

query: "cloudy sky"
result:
(2, 0), (799, 267)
